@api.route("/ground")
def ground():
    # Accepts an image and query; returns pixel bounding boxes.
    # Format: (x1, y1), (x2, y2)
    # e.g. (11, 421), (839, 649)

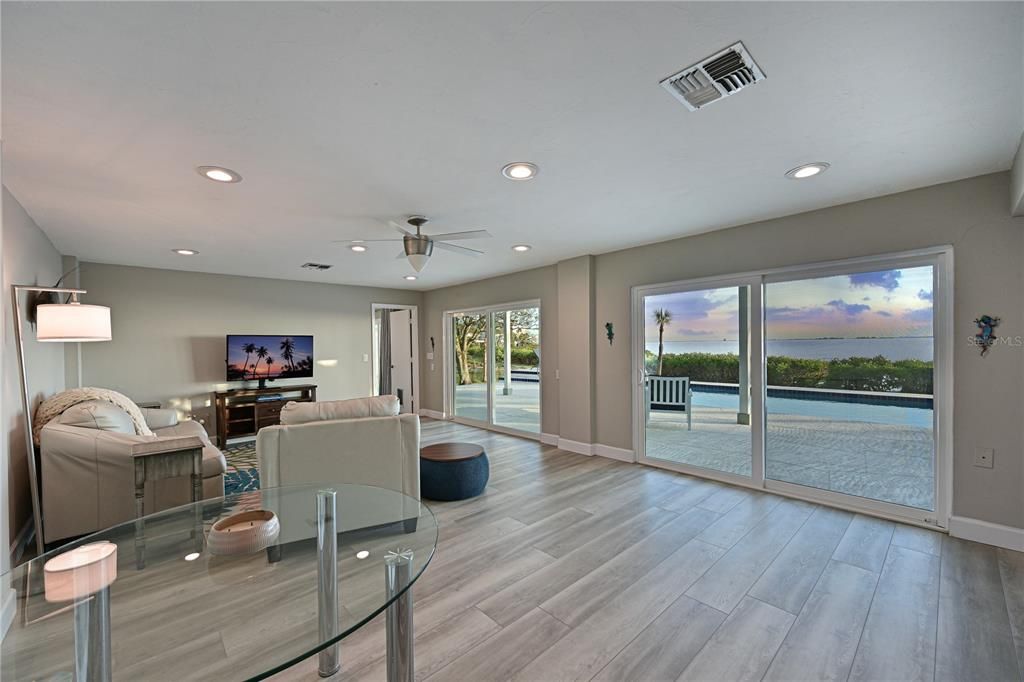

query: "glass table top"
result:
(1, 483), (437, 681)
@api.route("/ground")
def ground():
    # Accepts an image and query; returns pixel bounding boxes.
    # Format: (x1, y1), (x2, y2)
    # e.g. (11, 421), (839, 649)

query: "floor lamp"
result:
(12, 285), (112, 556)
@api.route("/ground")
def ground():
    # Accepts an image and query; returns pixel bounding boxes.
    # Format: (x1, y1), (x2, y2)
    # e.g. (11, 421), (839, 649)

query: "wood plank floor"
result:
(279, 419), (1024, 682)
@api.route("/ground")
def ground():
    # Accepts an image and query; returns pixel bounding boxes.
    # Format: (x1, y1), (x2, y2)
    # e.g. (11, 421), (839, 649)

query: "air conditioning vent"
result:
(661, 42), (765, 111)
(301, 262), (333, 271)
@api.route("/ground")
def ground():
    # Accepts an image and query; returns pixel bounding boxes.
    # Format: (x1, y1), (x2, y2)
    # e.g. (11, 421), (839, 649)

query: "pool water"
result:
(692, 387), (933, 428)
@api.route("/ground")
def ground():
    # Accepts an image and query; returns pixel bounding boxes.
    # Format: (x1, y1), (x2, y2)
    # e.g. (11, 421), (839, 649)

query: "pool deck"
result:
(449, 381), (934, 510)
(646, 408), (933, 510)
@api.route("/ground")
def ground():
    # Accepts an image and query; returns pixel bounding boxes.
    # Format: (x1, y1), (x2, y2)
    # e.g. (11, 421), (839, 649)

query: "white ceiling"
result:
(3, 2), (1022, 290)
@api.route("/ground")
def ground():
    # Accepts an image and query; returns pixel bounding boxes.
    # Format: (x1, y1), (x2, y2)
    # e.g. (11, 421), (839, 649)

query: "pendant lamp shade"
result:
(407, 254), (430, 272)
(36, 302), (112, 342)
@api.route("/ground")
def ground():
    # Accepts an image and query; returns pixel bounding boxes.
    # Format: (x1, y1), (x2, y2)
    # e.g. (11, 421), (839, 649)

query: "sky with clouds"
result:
(645, 266), (933, 341)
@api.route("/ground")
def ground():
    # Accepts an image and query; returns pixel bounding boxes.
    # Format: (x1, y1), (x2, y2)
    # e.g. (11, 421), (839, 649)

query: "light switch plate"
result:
(426, 352), (434, 360)
(362, 354), (369, 362)
(974, 447), (994, 469)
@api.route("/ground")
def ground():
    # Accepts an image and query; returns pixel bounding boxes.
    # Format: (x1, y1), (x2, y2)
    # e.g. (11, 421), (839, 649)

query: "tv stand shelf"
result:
(214, 384), (316, 448)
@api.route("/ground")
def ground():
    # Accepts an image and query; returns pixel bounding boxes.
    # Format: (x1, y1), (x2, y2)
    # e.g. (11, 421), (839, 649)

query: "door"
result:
(389, 309), (414, 413)
(763, 262), (941, 519)
(492, 307), (541, 433)
(447, 302), (542, 436)
(635, 280), (759, 483)
(633, 249), (950, 526)
(451, 312), (489, 423)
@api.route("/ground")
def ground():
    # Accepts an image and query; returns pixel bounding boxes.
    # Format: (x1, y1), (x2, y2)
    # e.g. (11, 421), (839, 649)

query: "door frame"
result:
(632, 274), (763, 490)
(631, 246), (953, 528)
(370, 303), (420, 414)
(443, 298), (542, 439)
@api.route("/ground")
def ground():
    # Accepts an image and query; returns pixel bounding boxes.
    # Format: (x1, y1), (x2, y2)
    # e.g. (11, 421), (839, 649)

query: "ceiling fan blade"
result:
(425, 230), (492, 241)
(330, 238), (403, 243)
(434, 241), (484, 257)
(388, 220), (415, 237)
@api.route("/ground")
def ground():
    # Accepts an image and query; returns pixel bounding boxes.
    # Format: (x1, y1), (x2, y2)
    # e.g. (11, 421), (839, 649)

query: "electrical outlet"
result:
(974, 447), (994, 469)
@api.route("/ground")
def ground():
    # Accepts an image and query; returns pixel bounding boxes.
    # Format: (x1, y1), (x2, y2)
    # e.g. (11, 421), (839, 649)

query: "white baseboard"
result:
(419, 409), (446, 420)
(949, 515), (1024, 551)
(557, 438), (594, 456)
(2, 587), (15, 640)
(540, 433), (559, 446)
(593, 444), (635, 462)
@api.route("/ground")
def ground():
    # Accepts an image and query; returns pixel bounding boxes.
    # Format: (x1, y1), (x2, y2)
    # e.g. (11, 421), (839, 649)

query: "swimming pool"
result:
(691, 385), (933, 428)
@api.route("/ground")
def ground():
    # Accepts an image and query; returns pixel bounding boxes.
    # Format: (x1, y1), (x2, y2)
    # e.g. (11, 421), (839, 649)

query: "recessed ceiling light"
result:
(404, 275), (418, 281)
(184, 552), (200, 561)
(511, 244), (532, 252)
(172, 248), (199, 256)
(196, 166), (242, 183)
(785, 162), (830, 180)
(501, 162), (538, 181)
(350, 244), (368, 253)
(356, 550), (370, 560)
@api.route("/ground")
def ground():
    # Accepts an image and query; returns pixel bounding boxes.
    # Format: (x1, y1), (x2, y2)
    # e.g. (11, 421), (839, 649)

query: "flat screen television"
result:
(226, 335), (314, 384)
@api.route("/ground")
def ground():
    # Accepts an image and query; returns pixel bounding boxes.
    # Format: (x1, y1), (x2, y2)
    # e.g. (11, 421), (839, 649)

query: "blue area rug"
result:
(223, 442), (261, 495)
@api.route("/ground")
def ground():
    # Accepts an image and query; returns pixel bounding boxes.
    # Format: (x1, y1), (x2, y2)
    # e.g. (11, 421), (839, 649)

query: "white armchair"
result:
(256, 396), (420, 540)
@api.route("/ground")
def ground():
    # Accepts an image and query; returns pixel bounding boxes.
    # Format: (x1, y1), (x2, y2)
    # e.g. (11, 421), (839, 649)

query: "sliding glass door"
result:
(451, 312), (489, 422)
(639, 282), (757, 480)
(764, 264), (938, 512)
(448, 301), (541, 436)
(633, 249), (950, 526)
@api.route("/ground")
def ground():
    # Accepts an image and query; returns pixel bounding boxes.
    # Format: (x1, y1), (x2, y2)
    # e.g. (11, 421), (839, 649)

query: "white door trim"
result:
(371, 303), (420, 415)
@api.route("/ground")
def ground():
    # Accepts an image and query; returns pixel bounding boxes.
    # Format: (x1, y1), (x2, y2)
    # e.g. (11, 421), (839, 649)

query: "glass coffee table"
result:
(1, 483), (437, 681)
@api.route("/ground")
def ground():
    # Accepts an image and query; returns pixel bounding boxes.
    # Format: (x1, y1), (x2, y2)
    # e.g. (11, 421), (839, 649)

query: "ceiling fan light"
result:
(407, 254), (430, 272)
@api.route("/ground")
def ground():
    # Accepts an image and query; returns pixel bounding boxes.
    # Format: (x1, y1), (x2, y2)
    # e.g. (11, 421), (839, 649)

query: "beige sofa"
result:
(40, 401), (226, 544)
(256, 396), (420, 539)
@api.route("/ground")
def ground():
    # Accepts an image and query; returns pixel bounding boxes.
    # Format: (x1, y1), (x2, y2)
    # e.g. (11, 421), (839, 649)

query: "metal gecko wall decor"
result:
(973, 315), (1000, 356)
(605, 322), (614, 345)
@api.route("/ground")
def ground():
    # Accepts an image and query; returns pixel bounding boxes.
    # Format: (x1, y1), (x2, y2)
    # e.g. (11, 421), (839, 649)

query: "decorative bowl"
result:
(207, 510), (280, 556)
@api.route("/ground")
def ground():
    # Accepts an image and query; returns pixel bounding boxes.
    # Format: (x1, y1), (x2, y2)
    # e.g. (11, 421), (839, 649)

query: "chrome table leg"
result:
(317, 489), (340, 678)
(74, 586), (112, 682)
(385, 549), (414, 682)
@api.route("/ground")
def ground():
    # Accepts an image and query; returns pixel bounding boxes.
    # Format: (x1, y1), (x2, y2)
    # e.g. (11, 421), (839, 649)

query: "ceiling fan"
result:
(337, 216), (492, 272)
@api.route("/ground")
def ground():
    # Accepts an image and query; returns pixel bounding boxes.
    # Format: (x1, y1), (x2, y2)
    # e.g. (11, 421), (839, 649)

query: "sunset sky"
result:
(227, 335), (313, 377)
(645, 267), (934, 341)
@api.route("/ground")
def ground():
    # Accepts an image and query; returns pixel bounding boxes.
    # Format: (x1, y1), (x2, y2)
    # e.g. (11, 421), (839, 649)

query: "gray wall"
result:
(419, 173), (1023, 531)
(78, 263), (421, 427)
(420, 264), (560, 436)
(557, 256), (596, 444)
(594, 172), (1022, 529)
(2, 187), (65, 543)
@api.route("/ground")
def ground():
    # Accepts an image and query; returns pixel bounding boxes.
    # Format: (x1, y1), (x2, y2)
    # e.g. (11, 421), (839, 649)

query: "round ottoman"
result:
(420, 442), (489, 501)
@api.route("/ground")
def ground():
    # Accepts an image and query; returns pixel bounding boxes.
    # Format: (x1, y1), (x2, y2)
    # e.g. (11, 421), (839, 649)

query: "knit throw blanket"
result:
(33, 387), (154, 445)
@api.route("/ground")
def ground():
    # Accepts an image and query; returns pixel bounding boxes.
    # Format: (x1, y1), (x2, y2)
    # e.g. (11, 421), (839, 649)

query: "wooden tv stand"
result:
(214, 384), (317, 448)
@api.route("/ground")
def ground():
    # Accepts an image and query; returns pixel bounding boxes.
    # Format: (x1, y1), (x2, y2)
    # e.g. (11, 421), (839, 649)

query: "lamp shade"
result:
(36, 303), (112, 342)
(43, 541), (117, 602)
(407, 254), (430, 272)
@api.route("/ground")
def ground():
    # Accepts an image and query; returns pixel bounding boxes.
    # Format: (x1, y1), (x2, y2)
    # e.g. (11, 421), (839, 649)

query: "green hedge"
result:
(466, 346), (539, 367)
(646, 352), (933, 394)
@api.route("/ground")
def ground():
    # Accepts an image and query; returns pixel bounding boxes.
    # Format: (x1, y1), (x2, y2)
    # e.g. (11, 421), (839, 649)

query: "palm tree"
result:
(241, 342), (257, 377)
(653, 308), (672, 376)
(279, 337), (296, 371)
(251, 345), (269, 379)
(264, 356), (275, 378)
